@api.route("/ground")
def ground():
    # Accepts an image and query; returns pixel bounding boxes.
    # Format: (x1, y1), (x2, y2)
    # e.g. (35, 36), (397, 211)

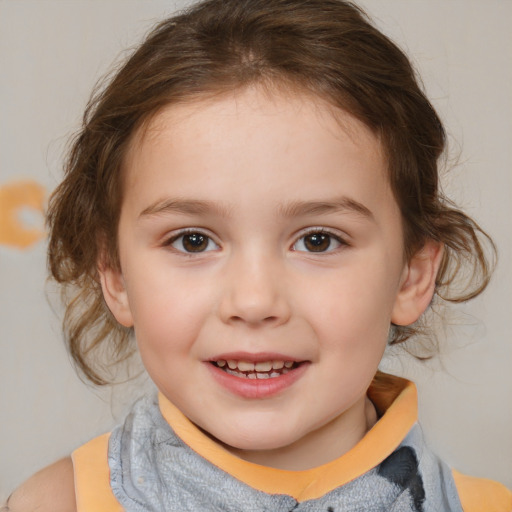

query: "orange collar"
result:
(158, 372), (417, 502)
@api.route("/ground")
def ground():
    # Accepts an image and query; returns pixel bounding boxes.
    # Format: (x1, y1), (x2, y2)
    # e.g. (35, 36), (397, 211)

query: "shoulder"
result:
(4, 457), (76, 512)
(453, 469), (512, 512)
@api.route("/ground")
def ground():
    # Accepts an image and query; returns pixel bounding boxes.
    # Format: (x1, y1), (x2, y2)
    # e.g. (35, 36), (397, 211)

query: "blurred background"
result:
(1, 0), (511, 500)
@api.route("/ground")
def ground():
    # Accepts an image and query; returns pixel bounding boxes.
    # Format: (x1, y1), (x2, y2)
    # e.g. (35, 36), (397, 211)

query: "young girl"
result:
(5, 0), (511, 510)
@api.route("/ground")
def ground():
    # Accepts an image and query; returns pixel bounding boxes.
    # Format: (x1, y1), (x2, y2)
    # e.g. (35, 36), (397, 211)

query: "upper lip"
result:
(207, 351), (304, 363)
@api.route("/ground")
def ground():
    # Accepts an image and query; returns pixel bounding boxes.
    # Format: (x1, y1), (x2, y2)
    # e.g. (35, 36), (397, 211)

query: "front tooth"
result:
(247, 373), (257, 379)
(256, 373), (270, 379)
(217, 360), (226, 367)
(272, 361), (284, 370)
(284, 361), (294, 368)
(238, 361), (255, 372)
(255, 361), (272, 372)
(227, 360), (237, 369)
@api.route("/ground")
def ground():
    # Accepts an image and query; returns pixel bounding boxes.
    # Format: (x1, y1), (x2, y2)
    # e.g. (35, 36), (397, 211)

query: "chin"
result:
(215, 424), (302, 453)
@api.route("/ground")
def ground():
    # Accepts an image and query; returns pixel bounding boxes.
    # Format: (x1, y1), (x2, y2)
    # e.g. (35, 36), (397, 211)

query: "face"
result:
(102, 87), (431, 469)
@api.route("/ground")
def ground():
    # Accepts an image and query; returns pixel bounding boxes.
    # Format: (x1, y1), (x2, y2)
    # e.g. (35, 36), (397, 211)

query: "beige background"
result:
(1, 0), (511, 500)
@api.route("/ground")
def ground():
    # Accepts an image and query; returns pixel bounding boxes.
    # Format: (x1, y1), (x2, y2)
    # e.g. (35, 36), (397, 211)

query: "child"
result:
(5, 0), (511, 510)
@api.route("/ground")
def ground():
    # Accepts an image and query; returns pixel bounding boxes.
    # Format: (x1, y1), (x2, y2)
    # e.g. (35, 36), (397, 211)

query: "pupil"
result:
(183, 233), (207, 252)
(305, 233), (330, 252)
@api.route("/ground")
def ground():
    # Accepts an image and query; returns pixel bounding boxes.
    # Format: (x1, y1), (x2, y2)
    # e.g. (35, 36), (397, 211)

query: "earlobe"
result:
(98, 264), (134, 328)
(391, 241), (443, 326)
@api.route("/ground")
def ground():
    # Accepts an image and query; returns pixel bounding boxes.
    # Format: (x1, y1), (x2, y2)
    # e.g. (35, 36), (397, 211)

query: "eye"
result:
(293, 230), (344, 253)
(168, 231), (219, 253)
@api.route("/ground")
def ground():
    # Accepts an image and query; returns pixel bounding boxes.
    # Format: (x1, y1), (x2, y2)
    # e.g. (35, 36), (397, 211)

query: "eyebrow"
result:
(139, 198), (232, 218)
(277, 197), (374, 220)
(139, 196), (373, 220)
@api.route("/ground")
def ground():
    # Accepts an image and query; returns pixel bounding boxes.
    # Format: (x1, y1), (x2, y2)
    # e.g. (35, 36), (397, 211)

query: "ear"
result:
(98, 263), (134, 328)
(391, 241), (443, 326)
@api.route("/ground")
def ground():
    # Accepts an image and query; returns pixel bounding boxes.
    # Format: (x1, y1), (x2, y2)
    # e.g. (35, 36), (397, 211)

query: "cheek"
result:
(125, 270), (214, 355)
(305, 265), (399, 349)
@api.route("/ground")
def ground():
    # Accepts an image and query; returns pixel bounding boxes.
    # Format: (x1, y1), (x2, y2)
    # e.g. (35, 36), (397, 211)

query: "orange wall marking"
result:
(0, 180), (46, 249)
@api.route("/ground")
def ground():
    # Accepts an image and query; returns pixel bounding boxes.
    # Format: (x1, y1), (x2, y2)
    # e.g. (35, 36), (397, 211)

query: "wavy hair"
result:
(47, 0), (495, 384)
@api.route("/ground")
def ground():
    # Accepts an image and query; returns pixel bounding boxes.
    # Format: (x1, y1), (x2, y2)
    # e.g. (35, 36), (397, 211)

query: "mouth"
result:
(206, 354), (309, 398)
(210, 359), (299, 379)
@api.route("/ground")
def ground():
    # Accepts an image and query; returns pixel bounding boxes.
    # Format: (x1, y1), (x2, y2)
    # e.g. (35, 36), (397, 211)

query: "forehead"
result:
(121, 87), (394, 220)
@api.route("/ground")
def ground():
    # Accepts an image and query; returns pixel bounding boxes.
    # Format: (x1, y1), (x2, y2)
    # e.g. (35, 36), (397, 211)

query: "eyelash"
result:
(163, 228), (348, 255)
(292, 228), (348, 254)
(163, 229), (220, 254)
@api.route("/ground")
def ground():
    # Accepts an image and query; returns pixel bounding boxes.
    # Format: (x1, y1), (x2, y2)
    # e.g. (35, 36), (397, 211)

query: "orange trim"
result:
(72, 433), (124, 512)
(453, 469), (512, 512)
(158, 373), (417, 502)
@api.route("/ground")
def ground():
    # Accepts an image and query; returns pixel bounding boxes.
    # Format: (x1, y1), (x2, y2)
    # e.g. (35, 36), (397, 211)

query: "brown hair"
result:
(47, 0), (495, 385)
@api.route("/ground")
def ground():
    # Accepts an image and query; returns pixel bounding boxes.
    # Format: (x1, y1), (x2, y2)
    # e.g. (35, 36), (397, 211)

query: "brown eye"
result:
(182, 233), (207, 252)
(293, 231), (343, 253)
(304, 233), (330, 252)
(170, 232), (218, 253)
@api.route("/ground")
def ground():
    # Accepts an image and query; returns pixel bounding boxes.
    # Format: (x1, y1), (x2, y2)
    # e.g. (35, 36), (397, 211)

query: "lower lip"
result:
(206, 362), (309, 399)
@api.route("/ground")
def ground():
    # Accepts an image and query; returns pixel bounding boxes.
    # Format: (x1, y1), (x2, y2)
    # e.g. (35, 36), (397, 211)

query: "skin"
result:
(4, 458), (76, 511)
(102, 86), (441, 469)
(7, 86), (441, 508)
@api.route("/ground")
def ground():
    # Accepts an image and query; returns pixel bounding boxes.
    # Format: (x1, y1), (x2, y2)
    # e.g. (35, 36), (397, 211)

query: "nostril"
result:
(228, 314), (282, 326)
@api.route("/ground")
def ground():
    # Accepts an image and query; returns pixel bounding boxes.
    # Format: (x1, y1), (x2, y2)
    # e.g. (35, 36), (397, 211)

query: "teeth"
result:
(216, 359), (297, 378)
(255, 361), (272, 372)
(216, 359), (296, 377)
(216, 360), (294, 370)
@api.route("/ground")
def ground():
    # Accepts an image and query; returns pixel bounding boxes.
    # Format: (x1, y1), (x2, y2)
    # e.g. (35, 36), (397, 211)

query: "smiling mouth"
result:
(211, 359), (299, 379)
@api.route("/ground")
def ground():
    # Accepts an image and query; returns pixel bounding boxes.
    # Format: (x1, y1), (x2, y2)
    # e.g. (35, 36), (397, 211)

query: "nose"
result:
(218, 249), (291, 327)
